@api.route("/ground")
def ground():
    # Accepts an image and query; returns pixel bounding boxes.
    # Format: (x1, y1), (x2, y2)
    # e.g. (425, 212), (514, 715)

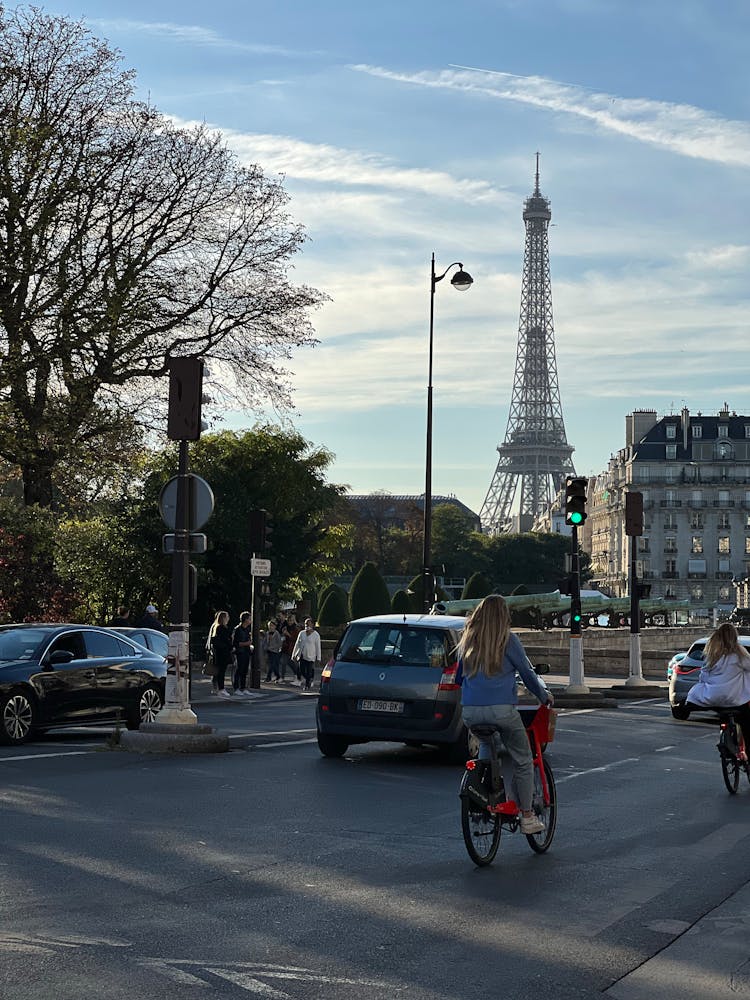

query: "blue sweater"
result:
(459, 632), (549, 707)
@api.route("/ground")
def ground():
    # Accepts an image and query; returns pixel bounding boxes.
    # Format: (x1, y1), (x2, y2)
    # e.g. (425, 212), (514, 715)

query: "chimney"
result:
(681, 406), (689, 451)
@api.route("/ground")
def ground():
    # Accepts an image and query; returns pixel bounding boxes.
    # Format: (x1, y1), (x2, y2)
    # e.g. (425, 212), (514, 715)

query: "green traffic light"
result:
(573, 613), (582, 622)
(569, 511), (583, 524)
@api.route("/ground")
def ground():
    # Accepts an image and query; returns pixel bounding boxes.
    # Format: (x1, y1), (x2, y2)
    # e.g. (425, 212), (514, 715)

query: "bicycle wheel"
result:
(526, 757), (557, 853)
(721, 741), (741, 794)
(461, 794), (501, 866)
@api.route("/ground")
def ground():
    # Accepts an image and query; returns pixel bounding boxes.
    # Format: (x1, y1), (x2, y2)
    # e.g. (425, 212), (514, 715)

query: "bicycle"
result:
(717, 709), (750, 795)
(459, 703), (557, 866)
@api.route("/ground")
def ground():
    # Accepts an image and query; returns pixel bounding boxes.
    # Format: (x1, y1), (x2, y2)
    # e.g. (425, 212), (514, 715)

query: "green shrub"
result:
(461, 572), (493, 600)
(318, 587), (349, 627)
(391, 589), (412, 613)
(348, 562), (391, 619)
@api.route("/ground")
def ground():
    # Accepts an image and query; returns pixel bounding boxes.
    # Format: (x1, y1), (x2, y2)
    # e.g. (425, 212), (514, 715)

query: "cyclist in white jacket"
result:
(687, 623), (750, 741)
(292, 618), (321, 690)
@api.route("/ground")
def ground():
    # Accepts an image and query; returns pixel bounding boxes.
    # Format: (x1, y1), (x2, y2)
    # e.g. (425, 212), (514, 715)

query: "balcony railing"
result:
(688, 572), (707, 579)
(713, 500), (735, 507)
(660, 500), (682, 507)
(715, 572), (734, 580)
(688, 499), (706, 508)
(662, 571), (679, 579)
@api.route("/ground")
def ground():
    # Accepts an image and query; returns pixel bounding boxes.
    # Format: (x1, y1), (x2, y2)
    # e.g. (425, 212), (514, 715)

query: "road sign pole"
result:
(567, 524), (590, 694)
(626, 532), (646, 686)
(162, 439), (198, 725)
(250, 552), (261, 690)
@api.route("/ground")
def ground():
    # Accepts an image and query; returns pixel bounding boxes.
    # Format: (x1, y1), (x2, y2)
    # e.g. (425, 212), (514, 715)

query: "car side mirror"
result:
(533, 663), (551, 675)
(48, 649), (75, 665)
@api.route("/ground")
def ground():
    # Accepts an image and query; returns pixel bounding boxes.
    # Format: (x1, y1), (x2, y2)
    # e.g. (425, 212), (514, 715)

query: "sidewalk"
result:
(189, 673), (318, 706)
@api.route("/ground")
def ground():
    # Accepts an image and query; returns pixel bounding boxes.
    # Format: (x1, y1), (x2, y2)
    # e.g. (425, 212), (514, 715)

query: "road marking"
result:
(228, 729), (315, 737)
(140, 959), (396, 996)
(654, 745), (677, 752)
(556, 757), (640, 783)
(0, 751), (91, 763)
(253, 738), (317, 749)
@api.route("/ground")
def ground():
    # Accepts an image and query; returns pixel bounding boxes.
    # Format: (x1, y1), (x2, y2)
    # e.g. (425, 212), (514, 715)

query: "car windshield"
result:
(0, 628), (50, 661)
(686, 642), (706, 661)
(337, 624), (453, 668)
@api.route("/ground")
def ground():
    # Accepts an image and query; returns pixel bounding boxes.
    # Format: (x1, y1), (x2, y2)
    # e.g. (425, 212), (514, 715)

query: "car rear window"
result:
(337, 624), (454, 668)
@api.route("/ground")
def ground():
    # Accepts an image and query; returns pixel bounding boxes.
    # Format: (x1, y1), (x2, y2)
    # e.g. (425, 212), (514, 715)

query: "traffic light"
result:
(249, 509), (266, 551)
(167, 357), (204, 441)
(564, 477), (587, 526)
(625, 492), (644, 537)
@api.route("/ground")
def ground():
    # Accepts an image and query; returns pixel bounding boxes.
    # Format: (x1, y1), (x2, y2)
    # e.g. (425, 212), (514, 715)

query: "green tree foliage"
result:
(0, 8), (322, 507)
(390, 589), (412, 614)
(348, 562), (391, 620)
(405, 573), (449, 612)
(140, 427), (349, 626)
(0, 502), (79, 623)
(461, 573), (493, 600)
(431, 504), (489, 580)
(318, 588), (349, 627)
(486, 533), (571, 590)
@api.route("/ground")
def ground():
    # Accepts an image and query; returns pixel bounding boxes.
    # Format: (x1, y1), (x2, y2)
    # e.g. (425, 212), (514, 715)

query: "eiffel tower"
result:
(480, 155), (575, 534)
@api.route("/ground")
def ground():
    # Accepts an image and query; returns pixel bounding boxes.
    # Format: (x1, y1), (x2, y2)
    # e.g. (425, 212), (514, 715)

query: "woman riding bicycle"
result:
(686, 623), (750, 741)
(457, 594), (554, 835)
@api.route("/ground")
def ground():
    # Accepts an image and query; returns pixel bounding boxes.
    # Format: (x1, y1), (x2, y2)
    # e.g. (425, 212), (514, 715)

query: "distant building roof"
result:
(345, 494), (480, 525)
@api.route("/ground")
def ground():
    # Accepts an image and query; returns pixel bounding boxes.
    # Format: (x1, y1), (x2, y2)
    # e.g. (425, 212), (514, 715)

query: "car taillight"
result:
(674, 664), (700, 675)
(321, 659), (334, 685)
(439, 661), (460, 691)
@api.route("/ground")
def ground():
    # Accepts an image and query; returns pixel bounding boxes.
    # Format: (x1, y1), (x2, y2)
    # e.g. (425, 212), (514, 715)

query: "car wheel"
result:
(0, 689), (37, 745)
(317, 731), (349, 758)
(127, 684), (164, 730)
(671, 704), (691, 721)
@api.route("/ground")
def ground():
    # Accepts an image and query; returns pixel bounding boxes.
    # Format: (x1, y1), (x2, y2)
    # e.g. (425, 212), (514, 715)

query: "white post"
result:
(567, 634), (590, 694)
(625, 631), (645, 686)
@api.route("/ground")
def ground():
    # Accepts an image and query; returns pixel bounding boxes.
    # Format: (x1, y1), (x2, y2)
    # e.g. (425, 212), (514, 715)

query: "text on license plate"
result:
(358, 699), (404, 713)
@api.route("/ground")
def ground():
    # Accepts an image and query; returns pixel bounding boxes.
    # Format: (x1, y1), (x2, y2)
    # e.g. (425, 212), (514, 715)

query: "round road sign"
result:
(159, 474), (215, 531)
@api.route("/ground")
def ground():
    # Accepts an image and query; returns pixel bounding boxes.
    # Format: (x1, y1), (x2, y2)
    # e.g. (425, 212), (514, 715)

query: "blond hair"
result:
(209, 610), (229, 639)
(704, 622), (750, 668)
(456, 594), (511, 677)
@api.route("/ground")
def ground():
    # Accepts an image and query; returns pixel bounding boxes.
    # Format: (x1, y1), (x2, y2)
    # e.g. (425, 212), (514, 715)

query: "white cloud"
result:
(684, 245), (750, 269)
(351, 64), (750, 167)
(92, 19), (310, 57)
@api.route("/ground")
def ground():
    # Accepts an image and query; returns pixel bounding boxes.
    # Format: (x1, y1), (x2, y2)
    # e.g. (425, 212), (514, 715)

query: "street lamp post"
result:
(422, 253), (473, 612)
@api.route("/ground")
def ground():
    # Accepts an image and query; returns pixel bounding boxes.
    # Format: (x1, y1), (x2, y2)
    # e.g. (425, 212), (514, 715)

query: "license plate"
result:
(358, 698), (404, 714)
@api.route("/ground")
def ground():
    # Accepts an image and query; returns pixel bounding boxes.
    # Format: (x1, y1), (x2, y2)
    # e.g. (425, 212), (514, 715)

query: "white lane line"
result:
(252, 739), (317, 749)
(228, 729), (315, 738)
(556, 757), (640, 784)
(655, 745), (677, 752)
(0, 751), (91, 762)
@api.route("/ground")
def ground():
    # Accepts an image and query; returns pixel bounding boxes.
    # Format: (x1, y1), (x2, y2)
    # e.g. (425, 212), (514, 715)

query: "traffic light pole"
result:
(626, 532), (645, 685)
(567, 524), (590, 694)
(250, 556), (261, 690)
(162, 438), (198, 725)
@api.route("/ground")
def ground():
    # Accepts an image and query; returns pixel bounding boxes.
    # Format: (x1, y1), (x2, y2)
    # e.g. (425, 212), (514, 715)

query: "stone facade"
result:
(587, 405), (750, 616)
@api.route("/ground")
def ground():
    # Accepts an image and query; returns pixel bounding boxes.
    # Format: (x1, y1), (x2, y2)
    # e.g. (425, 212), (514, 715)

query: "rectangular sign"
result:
(162, 532), (207, 554)
(251, 557), (271, 577)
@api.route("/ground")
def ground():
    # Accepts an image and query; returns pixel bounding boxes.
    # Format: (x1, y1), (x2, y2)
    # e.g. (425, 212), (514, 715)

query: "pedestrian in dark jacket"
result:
(232, 612), (253, 697)
(208, 610), (233, 698)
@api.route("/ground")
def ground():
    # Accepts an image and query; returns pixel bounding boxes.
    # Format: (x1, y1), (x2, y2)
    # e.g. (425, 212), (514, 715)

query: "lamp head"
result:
(450, 266), (473, 291)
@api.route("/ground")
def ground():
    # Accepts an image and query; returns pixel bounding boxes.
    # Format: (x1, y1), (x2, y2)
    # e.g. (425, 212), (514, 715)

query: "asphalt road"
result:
(1, 696), (748, 999)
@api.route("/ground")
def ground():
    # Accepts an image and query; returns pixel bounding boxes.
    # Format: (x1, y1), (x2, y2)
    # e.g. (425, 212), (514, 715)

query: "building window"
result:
(745, 425), (750, 439)
(665, 586), (676, 599)
(745, 513), (750, 529)
(637, 466), (650, 483)
(690, 513), (704, 529)
(746, 537), (750, 555)
(691, 586), (704, 601)
(666, 445), (677, 460)
(719, 586), (731, 600)
(664, 513), (677, 528)
(718, 424), (729, 438)
(665, 537), (677, 552)
(665, 466), (677, 483)
(719, 513), (731, 528)
(719, 558), (731, 573)
(665, 558), (677, 574)
(666, 424), (676, 440)
(719, 536), (731, 554)
(719, 490), (730, 506)
(638, 537), (650, 553)
(692, 425), (702, 439)
(692, 536), (703, 554)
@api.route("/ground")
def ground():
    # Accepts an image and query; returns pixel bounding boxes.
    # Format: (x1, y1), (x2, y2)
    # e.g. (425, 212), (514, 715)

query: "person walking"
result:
(456, 594), (554, 836)
(686, 622), (750, 742)
(292, 618), (321, 691)
(232, 611), (253, 697)
(264, 620), (283, 682)
(208, 610), (234, 699)
(281, 613), (301, 684)
(110, 606), (131, 627)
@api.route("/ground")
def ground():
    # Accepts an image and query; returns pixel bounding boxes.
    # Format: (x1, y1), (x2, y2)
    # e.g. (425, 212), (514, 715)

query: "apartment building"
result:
(588, 405), (750, 615)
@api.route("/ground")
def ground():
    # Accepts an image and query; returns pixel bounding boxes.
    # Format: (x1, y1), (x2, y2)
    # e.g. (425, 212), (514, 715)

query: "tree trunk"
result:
(22, 462), (56, 508)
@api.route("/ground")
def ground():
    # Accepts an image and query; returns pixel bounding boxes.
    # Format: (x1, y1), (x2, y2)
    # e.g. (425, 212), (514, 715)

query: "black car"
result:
(0, 624), (167, 745)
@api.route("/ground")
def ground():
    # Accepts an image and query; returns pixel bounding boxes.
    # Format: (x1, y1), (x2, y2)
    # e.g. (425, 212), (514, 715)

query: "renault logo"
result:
(379, 672), (386, 681)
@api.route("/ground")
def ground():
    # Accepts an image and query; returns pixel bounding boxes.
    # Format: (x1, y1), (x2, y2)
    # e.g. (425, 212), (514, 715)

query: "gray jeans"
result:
(461, 703), (534, 811)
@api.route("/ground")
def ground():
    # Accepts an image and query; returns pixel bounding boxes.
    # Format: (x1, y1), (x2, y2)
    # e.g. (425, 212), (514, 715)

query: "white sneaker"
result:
(217, 689), (231, 699)
(520, 814), (545, 835)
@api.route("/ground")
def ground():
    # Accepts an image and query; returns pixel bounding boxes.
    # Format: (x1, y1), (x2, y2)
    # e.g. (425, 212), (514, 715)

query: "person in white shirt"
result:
(686, 623), (750, 742)
(292, 618), (321, 690)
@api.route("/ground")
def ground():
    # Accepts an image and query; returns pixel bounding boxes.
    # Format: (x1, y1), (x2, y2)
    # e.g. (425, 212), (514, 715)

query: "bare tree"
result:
(0, 7), (323, 506)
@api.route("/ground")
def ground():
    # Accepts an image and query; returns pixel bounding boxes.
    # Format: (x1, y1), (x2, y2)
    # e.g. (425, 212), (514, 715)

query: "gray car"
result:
(315, 613), (549, 761)
(316, 614), (467, 759)
(669, 634), (750, 719)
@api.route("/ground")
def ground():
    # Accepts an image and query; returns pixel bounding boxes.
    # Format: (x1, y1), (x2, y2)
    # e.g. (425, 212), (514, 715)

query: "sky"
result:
(36, 0), (750, 515)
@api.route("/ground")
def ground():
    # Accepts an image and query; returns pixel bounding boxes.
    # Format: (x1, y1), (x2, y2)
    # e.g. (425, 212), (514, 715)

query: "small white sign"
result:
(251, 557), (271, 577)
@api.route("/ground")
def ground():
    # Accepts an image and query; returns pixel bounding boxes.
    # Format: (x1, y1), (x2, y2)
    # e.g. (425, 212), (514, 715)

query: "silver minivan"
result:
(316, 613), (469, 759)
